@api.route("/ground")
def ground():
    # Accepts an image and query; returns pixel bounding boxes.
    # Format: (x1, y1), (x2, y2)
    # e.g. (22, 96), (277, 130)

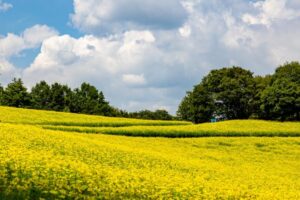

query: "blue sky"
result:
(0, 0), (81, 68)
(0, 0), (78, 36)
(1, 0), (300, 114)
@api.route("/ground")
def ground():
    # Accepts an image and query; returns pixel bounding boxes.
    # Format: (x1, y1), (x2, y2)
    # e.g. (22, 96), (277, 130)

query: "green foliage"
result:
(261, 80), (300, 121)
(191, 84), (214, 123)
(251, 75), (272, 118)
(0, 84), (3, 105)
(31, 81), (51, 110)
(260, 62), (300, 121)
(0, 79), (174, 120)
(272, 61), (300, 84)
(180, 67), (256, 123)
(177, 92), (193, 121)
(177, 86), (215, 124)
(69, 82), (109, 115)
(1, 78), (31, 107)
(127, 109), (173, 120)
(178, 62), (300, 123)
(48, 83), (72, 111)
(202, 66), (256, 119)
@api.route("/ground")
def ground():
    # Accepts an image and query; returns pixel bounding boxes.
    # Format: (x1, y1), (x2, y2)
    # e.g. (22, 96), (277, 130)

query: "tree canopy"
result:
(177, 62), (300, 123)
(0, 79), (173, 120)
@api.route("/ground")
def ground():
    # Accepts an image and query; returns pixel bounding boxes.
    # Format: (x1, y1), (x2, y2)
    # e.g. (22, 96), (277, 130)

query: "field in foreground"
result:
(0, 106), (300, 199)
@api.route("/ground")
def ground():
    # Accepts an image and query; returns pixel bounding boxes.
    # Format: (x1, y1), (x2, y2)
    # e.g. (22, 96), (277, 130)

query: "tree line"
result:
(1, 61), (299, 122)
(177, 61), (300, 123)
(0, 80), (173, 120)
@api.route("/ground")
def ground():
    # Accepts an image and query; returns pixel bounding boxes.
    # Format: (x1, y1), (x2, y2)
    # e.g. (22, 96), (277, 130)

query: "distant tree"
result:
(153, 110), (173, 120)
(201, 67), (256, 120)
(129, 110), (154, 120)
(2, 78), (31, 107)
(69, 83), (113, 116)
(177, 92), (193, 121)
(260, 62), (300, 121)
(97, 91), (115, 116)
(271, 61), (300, 85)
(0, 84), (3, 105)
(49, 83), (72, 111)
(191, 84), (215, 123)
(177, 66), (256, 123)
(251, 75), (272, 118)
(128, 109), (173, 120)
(30, 81), (51, 110)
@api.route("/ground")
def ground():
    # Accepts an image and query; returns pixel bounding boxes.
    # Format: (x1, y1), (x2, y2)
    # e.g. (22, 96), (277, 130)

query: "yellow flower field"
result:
(0, 106), (300, 199)
(0, 106), (190, 127)
(43, 120), (300, 137)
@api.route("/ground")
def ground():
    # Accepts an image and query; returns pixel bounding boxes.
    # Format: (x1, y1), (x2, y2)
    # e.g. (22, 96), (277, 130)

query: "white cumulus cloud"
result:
(0, 0), (12, 12)
(0, 25), (58, 85)
(71, 0), (188, 34)
(0, 25), (58, 58)
(243, 0), (300, 26)
(122, 74), (146, 85)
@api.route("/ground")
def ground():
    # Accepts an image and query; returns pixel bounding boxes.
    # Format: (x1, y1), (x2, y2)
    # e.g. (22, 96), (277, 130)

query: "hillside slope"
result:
(0, 106), (299, 199)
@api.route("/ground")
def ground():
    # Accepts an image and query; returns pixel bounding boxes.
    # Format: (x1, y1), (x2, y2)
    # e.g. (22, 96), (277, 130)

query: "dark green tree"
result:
(190, 84), (215, 123)
(30, 81), (51, 110)
(260, 62), (300, 121)
(0, 84), (3, 105)
(271, 61), (300, 84)
(251, 75), (272, 118)
(177, 92), (193, 121)
(177, 66), (256, 123)
(69, 83), (113, 116)
(202, 67), (256, 119)
(2, 78), (31, 107)
(153, 110), (173, 120)
(49, 83), (72, 111)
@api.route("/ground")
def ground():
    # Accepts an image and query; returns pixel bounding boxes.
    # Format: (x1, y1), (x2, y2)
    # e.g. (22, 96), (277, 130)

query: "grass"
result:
(0, 106), (300, 199)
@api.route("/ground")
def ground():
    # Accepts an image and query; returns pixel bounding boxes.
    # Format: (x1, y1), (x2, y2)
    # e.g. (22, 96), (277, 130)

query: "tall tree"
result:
(177, 92), (193, 121)
(202, 67), (256, 119)
(2, 78), (31, 107)
(190, 84), (215, 123)
(177, 66), (256, 123)
(49, 83), (71, 111)
(31, 81), (51, 110)
(69, 83), (113, 116)
(252, 75), (272, 118)
(153, 110), (173, 120)
(0, 84), (3, 105)
(260, 62), (300, 121)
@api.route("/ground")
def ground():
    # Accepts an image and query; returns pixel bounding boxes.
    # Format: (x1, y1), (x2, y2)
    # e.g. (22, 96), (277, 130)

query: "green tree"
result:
(191, 84), (214, 123)
(30, 81), (51, 110)
(69, 83), (113, 116)
(2, 78), (31, 107)
(153, 110), (173, 120)
(272, 61), (300, 84)
(202, 67), (256, 119)
(177, 66), (256, 123)
(260, 62), (300, 121)
(0, 84), (3, 105)
(49, 83), (72, 111)
(251, 75), (272, 118)
(177, 92), (193, 121)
